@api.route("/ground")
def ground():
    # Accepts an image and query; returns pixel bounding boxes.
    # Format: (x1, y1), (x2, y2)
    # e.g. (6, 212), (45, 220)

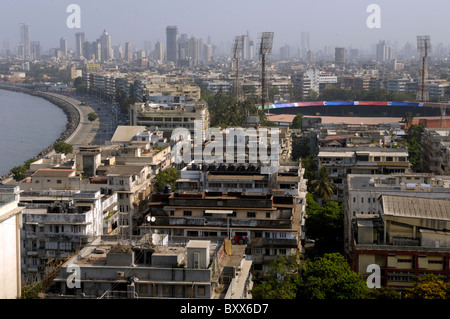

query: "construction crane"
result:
(417, 35), (431, 102)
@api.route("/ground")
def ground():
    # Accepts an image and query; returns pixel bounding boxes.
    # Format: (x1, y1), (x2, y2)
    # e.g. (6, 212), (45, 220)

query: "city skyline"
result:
(1, 0), (450, 55)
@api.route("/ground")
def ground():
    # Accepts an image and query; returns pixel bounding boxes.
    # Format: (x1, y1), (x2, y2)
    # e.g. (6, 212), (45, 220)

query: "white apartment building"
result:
(20, 190), (117, 282)
(0, 186), (24, 299)
(128, 101), (209, 140)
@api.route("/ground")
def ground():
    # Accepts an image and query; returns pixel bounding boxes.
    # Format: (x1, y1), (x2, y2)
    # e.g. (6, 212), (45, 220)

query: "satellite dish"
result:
(146, 216), (156, 222)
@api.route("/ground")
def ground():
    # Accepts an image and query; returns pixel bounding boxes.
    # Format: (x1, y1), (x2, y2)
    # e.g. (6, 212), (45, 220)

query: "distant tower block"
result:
(417, 35), (431, 102)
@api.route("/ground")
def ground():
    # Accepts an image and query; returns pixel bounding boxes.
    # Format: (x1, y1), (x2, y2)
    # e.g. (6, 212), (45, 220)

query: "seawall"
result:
(0, 84), (80, 181)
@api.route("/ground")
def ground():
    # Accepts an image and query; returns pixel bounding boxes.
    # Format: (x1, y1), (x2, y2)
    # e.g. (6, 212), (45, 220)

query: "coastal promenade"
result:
(0, 84), (118, 181)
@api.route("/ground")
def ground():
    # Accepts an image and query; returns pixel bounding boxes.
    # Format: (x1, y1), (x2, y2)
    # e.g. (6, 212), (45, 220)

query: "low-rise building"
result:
(352, 195), (450, 289)
(318, 146), (410, 201)
(45, 236), (253, 299)
(346, 173), (450, 255)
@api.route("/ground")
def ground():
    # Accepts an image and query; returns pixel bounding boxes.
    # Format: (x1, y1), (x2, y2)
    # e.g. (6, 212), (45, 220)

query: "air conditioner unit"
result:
(117, 271), (125, 278)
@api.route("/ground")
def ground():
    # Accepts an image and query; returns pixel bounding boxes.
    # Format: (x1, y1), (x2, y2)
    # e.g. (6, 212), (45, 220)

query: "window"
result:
(266, 212), (271, 218)
(368, 197), (371, 203)
(247, 212), (256, 218)
(353, 197), (356, 203)
(183, 210), (192, 216)
(279, 249), (287, 255)
(197, 285), (206, 296)
(57, 180), (62, 184)
(386, 157), (393, 162)
(253, 264), (263, 271)
(361, 198), (364, 203)
(374, 156), (381, 161)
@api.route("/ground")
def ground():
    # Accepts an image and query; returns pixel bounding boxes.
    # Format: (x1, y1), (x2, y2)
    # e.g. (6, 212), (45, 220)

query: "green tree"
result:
(10, 165), (27, 181)
(251, 253), (302, 299)
(154, 167), (180, 192)
(289, 113), (303, 130)
(405, 123), (425, 172)
(252, 252), (370, 299)
(305, 194), (344, 255)
(54, 142), (73, 155)
(403, 274), (450, 299)
(296, 253), (370, 299)
(88, 112), (98, 122)
(309, 166), (335, 201)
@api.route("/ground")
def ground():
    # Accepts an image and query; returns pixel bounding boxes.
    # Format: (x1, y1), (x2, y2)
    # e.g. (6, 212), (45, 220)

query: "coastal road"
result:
(44, 92), (122, 149)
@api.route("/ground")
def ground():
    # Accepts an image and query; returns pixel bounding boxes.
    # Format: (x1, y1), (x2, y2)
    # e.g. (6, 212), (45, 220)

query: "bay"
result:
(0, 89), (67, 176)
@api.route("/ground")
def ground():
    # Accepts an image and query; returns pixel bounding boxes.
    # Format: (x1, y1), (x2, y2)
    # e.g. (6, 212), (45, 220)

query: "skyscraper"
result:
(75, 32), (85, 59)
(154, 42), (164, 61)
(166, 26), (178, 64)
(335, 47), (345, 66)
(20, 23), (30, 59)
(60, 37), (67, 57)
(125, 42), (132, 61)
(301, 31), (309, 59)
(100, 30), (112, 61)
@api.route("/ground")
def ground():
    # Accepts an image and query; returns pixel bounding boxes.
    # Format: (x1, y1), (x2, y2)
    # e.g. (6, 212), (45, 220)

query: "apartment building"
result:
(20, 190), (117, 283)
(144, 190), (304, 279)
(128, 100), (209, 140)
(97, 164), (152, 236)
(46, 236), (253, 299)
(0, 185), (24, 299)
(352, 195), (450, 289)
(318, 146), (410, 201)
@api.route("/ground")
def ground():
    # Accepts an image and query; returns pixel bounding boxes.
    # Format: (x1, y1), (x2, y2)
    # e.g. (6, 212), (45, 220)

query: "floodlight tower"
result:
(232, 36), (244, 101)
(417, 35), (431, 102)
(258, 32), (274, 113)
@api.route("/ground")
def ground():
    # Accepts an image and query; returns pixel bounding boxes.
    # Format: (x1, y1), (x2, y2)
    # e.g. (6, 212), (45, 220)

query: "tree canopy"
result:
(54, 142), (73, 155)
(154, 167), (180, 193)
(252, 252), (370, 299)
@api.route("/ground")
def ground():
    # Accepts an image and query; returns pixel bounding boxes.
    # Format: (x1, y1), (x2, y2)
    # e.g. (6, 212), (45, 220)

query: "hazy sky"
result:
(1, 0), (450, 53)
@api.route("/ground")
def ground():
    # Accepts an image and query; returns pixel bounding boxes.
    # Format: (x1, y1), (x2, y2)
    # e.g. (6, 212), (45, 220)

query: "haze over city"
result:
(1, 0), (450, 54)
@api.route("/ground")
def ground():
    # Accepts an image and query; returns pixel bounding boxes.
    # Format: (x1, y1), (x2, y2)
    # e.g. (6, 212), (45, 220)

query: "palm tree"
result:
(310, 167), (335, 202)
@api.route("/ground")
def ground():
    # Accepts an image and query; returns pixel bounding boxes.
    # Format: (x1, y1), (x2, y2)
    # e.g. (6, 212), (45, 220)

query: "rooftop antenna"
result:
(417, 35), (431, 102)
(258, 32), (274, 114)
(232, 36), (244, 101)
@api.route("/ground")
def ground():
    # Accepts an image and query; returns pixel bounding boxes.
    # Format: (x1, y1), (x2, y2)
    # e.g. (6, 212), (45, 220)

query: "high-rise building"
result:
(166, 26), (178, 63)
(60, 37), (67, 57)
(75, 32), (85, 59)
(20, 23), (30, 60)
(124, 42), (132, 61)
(335, 47), (345, 66)
(30, 41), (40, 60)
(376, 40), (395, 63)
(100, 30), (112, 61)
(154, 42), (164, 61)
(301, 31), (309, 59)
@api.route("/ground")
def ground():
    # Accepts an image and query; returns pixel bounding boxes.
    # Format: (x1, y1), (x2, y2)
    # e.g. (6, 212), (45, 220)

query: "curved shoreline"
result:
(0, 84), (81, 182)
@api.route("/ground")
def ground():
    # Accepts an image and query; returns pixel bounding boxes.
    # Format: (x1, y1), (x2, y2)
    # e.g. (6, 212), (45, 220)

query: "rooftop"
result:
(381, 195), (450, 220)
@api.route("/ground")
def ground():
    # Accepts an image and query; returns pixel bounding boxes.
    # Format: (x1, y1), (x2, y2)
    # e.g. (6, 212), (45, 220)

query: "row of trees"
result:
(252, 252), (450, 299)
